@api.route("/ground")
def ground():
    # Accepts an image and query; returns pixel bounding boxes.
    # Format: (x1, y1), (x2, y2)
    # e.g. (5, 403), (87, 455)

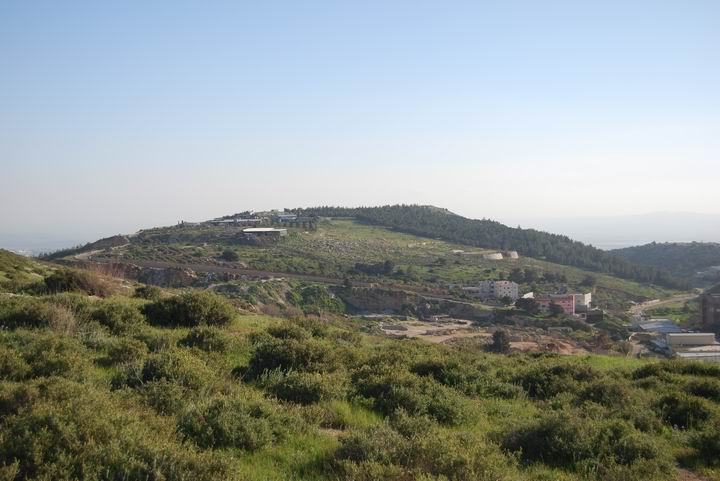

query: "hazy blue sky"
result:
(1, 1), (719, 249)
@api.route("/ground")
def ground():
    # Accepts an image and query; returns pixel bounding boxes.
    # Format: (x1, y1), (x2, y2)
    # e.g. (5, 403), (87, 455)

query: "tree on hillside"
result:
(549, 302), (565, 317)
(515, 298), (540, 315)
(491, 329), (511, 353)
(220, 250), (239, 262)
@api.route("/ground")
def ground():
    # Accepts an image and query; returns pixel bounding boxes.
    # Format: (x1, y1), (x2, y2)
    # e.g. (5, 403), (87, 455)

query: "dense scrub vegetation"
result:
(296, 205), (685, 288)
(612, 241), (720, 279)
(2, 257), (719, 480)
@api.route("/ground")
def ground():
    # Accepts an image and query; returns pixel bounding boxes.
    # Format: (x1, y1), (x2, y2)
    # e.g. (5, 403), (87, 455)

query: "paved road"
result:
(628, 292), (699, 316)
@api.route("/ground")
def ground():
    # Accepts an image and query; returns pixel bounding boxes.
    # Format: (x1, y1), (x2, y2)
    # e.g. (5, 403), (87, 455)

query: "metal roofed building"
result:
(635, 318), (683, 334)
(667, 332), (718, 347)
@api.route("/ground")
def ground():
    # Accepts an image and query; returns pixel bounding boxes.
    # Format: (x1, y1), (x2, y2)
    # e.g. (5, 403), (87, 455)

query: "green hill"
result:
(76, 217), (682, 313)
(295, 205), (685, 289)
(612, 242), (720, 280)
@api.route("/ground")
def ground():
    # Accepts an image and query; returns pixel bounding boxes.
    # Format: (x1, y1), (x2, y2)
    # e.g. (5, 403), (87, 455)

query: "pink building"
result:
(535, 294), (576, 315)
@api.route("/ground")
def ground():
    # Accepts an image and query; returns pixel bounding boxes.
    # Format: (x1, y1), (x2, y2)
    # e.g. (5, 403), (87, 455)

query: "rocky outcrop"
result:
(335, 287), (417, 313)
(137, 267), (197, 287)
(58, 259), (197, 288)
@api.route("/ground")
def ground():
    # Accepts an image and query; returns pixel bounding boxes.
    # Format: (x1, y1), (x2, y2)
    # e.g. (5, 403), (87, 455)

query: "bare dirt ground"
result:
(677, 467), (713, 481)
(379, 320), (485, 344)
(379, 320), (588, 354)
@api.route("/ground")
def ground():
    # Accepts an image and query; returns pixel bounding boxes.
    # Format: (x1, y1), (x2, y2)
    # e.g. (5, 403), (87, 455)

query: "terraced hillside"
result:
(70, 218), (683, 313)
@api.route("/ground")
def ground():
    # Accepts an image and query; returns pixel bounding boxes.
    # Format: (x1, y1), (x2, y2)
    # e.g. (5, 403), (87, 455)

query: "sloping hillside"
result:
(612, 242), (720, 280)
(0, 249), (52, 292)
(65, 217), (682, 313)
(295, 205), (684, 288)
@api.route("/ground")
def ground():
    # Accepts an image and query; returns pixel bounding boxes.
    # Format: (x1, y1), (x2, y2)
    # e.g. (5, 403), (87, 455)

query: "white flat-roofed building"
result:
(667, 333), (717, 347)
(242, 227), (288, 240)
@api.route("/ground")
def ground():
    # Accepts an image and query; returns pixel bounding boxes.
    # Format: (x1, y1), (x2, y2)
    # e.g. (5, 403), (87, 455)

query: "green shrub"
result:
(579, 378), (631, 407)
(501, 410), (672, 474)
(117, 348), (213, 391)
(138, 379), (189, 415)
(179, 394), (291, 450)
(289, 285), (345, 315)
(105, 337), (148, 364)
(247, 336), (333, 377)
(335, 418), (515, 481)
(21, 334), (92, 380)
(691, 420), (720, 464)
(656, 393), (713, 429)
(43, 269), (110, 296)
(179, 325), (229, 352)
(43, 292), (94, 317)
(134, 329), (175, 352)
(0, 378), (237, 481)
(0, 297), (76, 331)
(336, 423), (406, 465)
(260, 369), (347, 404)
(133, 284), (163, 300)
(684, 379), (720, 402)
(352, 366), (468, 425)
(266, 322), (310, 340)
(514, 361), (598, 399)
(91, 298), (146, 334)
(0, 346), (30, 381)
(634, 360), (720, 379)
(144, 291), (236, 327)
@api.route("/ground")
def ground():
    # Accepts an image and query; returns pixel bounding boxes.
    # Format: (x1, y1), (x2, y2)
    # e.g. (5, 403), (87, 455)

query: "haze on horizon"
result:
(1, 1), (719, 252)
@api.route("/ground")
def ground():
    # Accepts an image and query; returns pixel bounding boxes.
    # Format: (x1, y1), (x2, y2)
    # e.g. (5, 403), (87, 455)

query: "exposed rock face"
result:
(59, 260), (197, 288)
(336, 286), (493, 321)
(138, 267), (197, 287)
(336, 287), (415, 313)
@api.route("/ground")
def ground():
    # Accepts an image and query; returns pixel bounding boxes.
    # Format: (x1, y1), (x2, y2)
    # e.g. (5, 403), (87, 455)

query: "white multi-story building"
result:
(464, 280), (519, 301)
(573, 293), (592, 312)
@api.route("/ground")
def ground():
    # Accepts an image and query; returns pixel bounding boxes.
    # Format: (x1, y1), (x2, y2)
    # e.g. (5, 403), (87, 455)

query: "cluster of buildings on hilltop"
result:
(207, 211), (318, 228)
(461, 280), (595, 318)
(201, 211), (318, 243)
(634, 316), (720, 363)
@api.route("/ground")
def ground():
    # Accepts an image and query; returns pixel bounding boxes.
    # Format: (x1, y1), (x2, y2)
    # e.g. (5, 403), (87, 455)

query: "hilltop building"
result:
(241, 227), (287, 242)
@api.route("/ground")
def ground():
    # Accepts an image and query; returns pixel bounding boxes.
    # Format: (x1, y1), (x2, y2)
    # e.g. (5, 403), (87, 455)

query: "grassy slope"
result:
(99, 219), (684, 312)
(0, 249), (53, 291)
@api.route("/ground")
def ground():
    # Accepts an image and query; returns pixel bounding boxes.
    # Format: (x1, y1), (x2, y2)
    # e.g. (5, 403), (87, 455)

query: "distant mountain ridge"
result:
(294, 205), (685, 288)
(611, 242), (720, 280)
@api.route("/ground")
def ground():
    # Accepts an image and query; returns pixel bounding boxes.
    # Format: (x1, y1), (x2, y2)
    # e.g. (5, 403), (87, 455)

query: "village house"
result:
(463, 280), (520, 301)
